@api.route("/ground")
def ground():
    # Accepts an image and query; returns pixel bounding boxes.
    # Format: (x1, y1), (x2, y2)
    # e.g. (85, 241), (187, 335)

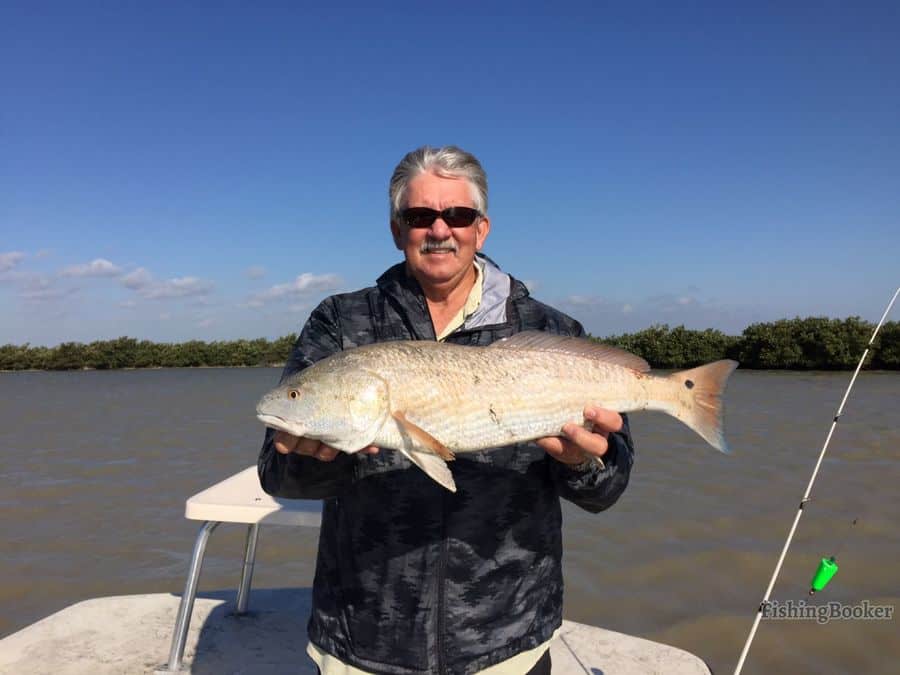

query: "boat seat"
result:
(162, 465), (321, 673)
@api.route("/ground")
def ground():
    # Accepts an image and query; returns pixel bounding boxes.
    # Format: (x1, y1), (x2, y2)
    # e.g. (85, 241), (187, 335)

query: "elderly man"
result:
(258, 146), (634, 675)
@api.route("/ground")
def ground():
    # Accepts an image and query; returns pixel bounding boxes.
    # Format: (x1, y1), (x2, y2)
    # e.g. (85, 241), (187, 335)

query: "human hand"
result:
(272, 430), (379, 462)
(536, 406), (623, 466)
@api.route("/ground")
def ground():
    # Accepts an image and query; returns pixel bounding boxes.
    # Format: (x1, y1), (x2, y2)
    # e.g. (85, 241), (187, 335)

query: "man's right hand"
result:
(272, 431), (379, 462)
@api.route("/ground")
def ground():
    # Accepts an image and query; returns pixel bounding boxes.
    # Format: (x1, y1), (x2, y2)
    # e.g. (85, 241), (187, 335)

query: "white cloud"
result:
(245, 266), (266, 280)
(564, 294), (615, 308)
(247, 272), (342, 307)
(120, 267), (214, 300)
(197, 318), (215, 328)
(0, 251), (26, 275)
(35, 249), (52, 259)
(558, 289), (751, 337)
(60, 258), (122, 278)
(522, 279), (540, 293)
(159, 313), (171, 321)
(121, 267), (152, 290)
(141, 276), (213, 300)
(20, 276), (77, 302)
(119, 300), (137, 308)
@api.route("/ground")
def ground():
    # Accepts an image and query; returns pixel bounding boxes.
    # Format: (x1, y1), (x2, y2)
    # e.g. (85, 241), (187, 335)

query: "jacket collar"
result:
(375, 254), (529, 333)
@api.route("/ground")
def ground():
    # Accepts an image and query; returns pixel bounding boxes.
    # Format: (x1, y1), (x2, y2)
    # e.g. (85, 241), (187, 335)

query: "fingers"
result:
(561, 422), (609, 458)
(272, 431), (379, 461)
(584, 406), (623, 434)
(537, 406), (621, 466)
(535, 436), (582, 464)
(314, 444), (340, 462)
(273, 431), (300, 455)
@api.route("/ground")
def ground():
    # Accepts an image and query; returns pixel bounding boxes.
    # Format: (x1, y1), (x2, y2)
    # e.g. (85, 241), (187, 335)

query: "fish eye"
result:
(288, 389), (300, 400)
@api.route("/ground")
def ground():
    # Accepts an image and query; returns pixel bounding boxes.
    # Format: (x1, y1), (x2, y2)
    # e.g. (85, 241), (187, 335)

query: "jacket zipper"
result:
(436, 490), (448, 674)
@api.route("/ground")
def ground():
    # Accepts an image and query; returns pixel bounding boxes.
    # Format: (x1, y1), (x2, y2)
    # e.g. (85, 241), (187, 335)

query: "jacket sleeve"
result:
(257, 297), (357, 499)
(546, 317), (635, 512)
(548, 413), (635, 513)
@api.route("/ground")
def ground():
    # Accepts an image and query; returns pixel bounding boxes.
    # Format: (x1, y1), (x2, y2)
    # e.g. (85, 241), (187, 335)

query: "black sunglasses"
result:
(397, 206), (482, 229)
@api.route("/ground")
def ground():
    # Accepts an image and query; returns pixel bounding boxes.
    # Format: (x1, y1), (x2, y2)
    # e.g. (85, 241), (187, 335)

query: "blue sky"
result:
(2, 2), (898, 346)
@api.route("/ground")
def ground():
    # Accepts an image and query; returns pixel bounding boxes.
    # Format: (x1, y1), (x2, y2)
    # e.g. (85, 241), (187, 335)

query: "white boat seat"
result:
(162, 465), (321, 672)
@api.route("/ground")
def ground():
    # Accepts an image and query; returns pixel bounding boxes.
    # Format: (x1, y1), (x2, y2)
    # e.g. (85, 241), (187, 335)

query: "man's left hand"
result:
(536, 405), (623, 466)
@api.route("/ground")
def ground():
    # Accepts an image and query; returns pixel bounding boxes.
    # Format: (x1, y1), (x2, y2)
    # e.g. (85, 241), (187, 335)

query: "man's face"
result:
(391, 172), (491, 290)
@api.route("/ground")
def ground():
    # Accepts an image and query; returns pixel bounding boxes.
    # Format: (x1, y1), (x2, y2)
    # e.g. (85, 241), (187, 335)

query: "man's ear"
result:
(390, 220), (404, 250)
(475, 215), (491, 251)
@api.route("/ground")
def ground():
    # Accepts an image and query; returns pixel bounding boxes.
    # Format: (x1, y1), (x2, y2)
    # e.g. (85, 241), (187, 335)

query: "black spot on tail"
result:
(685, 379), (694, 389)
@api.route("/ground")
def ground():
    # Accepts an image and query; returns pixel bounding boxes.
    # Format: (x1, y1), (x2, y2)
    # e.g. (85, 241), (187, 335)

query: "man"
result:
(258, 146), (634, 675)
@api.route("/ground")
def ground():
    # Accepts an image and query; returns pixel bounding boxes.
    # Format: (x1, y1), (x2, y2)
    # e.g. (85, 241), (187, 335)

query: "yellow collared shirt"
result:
(435, 260), (484, 341)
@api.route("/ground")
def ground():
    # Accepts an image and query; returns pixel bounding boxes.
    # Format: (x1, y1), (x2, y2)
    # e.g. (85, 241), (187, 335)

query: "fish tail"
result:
(667, 360), (739, 452)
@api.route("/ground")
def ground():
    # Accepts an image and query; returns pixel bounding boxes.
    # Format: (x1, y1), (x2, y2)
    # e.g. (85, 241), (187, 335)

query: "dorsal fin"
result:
(488, 331), (650, 372)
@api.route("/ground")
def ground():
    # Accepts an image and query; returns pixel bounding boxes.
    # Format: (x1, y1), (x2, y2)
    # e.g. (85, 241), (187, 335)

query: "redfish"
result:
(257, 332), (738, 492)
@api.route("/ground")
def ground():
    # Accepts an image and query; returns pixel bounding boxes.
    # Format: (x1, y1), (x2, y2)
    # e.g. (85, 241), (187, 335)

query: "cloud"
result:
(119, 300), (137, 308)
(522, 279), (540, 293)
(558, 289), (751, 337)
(120, 267), (214, 300)
(121, 267), (152, 290)
(563, 294), (617, 309)
(60, 258), (122, 278)
(245, 266), (266, 280)
(246, 272), (342, 308)
(0, 251), (26, 275)
(20, 276), (77, 302)
(645, 293), (700, 313)
(197, 318), (215, 328)
(141, 276), (214, 300)
(35, 249), (52, 259)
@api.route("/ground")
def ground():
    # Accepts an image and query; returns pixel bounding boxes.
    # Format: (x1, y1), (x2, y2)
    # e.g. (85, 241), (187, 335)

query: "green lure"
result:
(809, 556), (839, 594)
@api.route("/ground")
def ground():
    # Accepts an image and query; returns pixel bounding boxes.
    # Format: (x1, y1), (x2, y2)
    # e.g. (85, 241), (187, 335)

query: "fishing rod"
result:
(733, 286), (900, 675)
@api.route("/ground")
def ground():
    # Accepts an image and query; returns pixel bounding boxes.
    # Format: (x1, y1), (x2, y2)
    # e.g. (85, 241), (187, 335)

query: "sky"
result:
(2, 1), (898, 346)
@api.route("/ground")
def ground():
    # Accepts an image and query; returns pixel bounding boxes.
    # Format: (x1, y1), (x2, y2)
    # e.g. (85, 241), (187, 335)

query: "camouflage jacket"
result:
(258, 256), (635, 675)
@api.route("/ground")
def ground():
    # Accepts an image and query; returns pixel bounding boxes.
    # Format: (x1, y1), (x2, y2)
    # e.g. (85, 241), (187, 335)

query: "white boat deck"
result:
(0, 588), (712, 674)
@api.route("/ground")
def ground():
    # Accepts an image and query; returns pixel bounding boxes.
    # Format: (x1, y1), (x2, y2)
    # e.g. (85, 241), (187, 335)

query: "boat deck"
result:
(0, 587), (711, 674)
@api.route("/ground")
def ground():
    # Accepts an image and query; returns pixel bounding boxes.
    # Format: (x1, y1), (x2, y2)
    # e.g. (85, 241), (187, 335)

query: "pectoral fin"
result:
(397, 447), (457, 493)
(391, 411), (455, 461)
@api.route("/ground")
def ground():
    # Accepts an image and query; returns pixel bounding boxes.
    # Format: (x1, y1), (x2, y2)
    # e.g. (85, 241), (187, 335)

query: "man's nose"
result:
(428, 216), (452, 237)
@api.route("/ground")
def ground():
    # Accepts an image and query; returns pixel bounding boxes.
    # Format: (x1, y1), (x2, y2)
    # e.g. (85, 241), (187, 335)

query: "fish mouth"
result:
(256, 413), (307, 438)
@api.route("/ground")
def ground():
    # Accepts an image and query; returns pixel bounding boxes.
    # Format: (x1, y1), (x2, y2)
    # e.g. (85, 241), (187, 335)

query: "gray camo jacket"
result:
(258, 256), (634, 675)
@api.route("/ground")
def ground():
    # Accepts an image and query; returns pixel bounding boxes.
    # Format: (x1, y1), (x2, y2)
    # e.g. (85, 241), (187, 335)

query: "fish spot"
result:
(473, 374), (481, 385)
(685, 379), (694, 389)
(489, 405), (499, 425)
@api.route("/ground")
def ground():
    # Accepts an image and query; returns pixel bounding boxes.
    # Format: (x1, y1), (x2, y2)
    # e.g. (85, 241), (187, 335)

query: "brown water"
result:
(1, 368), (897, 674)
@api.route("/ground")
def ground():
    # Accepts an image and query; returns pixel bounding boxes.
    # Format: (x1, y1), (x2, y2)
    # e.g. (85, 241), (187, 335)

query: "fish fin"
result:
(392, 411), (456, 461)
(669, 360), (739, 452)
(397, 446), (457, 492)
(489, 331), (650, 372)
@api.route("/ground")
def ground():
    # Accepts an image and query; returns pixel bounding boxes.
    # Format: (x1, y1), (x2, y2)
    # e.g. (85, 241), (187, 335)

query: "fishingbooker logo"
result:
(762, 599), (894, 624)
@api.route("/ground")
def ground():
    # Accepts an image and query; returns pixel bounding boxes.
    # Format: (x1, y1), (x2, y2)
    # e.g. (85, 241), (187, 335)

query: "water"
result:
(1, 368), (897, 674)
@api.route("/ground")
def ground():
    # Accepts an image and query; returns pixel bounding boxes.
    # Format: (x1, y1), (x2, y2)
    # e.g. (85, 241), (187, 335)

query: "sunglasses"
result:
(397, 206), (482, 229)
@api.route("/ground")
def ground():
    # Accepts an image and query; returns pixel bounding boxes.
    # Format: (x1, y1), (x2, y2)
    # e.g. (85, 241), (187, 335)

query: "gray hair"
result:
(389, 145), (488, 221)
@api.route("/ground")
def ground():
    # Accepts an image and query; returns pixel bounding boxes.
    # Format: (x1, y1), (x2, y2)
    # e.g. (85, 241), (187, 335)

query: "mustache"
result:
(420, 239), (458, 253)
